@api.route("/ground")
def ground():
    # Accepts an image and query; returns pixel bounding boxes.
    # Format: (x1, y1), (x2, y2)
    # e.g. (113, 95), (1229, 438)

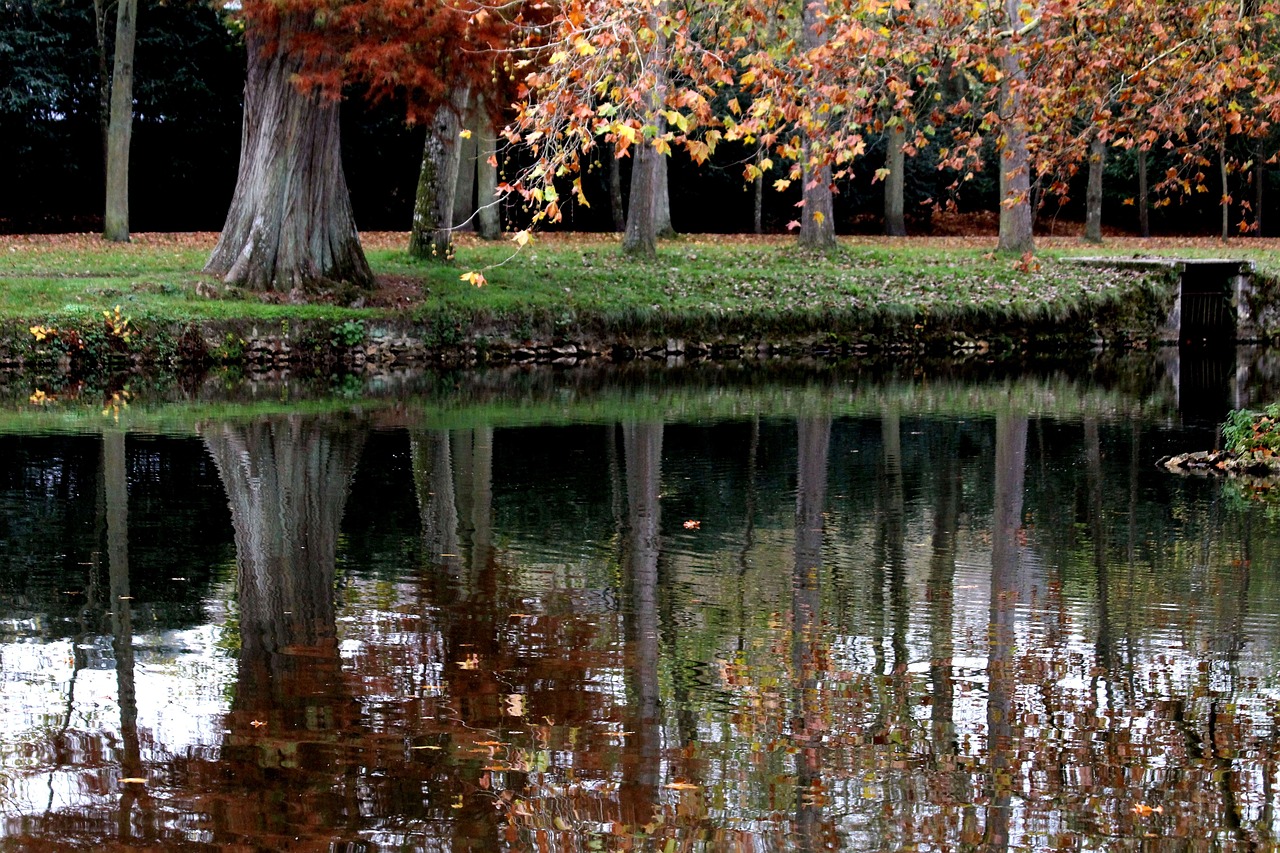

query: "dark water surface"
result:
(2, 363), (1279, 851)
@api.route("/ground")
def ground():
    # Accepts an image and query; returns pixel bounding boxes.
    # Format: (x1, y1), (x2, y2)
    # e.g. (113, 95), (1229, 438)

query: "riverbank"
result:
(4, 231), (1279, 373)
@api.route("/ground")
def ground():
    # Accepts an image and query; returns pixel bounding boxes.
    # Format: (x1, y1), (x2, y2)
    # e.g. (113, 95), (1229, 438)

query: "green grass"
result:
(7, 232), (1267, 356)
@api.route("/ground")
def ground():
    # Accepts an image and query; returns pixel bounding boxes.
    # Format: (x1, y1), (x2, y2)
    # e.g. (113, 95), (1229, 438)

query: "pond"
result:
(1, 357), (1279, 850)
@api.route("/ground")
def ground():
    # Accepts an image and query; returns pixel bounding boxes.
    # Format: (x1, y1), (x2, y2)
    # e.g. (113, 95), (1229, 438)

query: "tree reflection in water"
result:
(7, 411), (1280, 849)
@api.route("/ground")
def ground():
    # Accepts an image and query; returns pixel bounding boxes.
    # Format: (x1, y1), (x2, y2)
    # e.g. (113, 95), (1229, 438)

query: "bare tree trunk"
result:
(798, 0), (836, 250)
(1137, 148), (1150, 238)
(1254, 143), (1265, 237)
(476, 109), (501, 240)
(655, 150), (674, 238)
(1221, 145), (1231, 242)
(1084, 134), (1105, 243)
(607, 140), (626, 232)
(452, 102), (479, 233)
(885, 124), (907, 237)
(206, 15), (372, 291)
(995, 0), (1034, 254)
(409, 87), (472, 261)
(93, 0), (111, 176)
(753, 143), (764, 235)
(102, 0), (137, 242)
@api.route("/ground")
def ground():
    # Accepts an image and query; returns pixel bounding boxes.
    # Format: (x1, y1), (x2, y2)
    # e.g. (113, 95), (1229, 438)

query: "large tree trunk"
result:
(623, 140), (661, 258)
(798, 0), (837, 250)
(102, 0), (137, 242)
(1137, 148), (1150, 238)
(995, 0), (1034, 255)
(655, 151), (674, 238)
(451, 103), (479, 233)
(1084, 134), (1105, 243)
(409, 87), (471, 261)
(476, 109), (501, 240)
(884, 124), (907, 237)
(205, 15), (372, 291)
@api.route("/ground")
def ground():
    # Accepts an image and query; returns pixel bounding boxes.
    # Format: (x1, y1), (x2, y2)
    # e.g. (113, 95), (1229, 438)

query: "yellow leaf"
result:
(740, 70), (756, 86)
(813, 210), (826, 225)
(460, 129), (472, 139)
(512, 230), (531, 248)
(460, 271), (487, 288)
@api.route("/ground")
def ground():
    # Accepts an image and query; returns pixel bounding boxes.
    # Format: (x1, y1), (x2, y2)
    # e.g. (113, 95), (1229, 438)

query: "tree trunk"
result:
(753, 143), (764, 235)
(1254, 147), (1264, 237)
(1221, 145), (1231, 243)
(1137, 148), (1150, 238)
(622, 142), (659, 257)
(995, 0), (1034, 254)
(884, 123), (907, 237)
(1084, 134), (1105, 243)
(452, 103), (479, 233)
(102, 0), (136, 242)
(476, 111), (501, 240)
(607, 140), (626, 232)
(409, 87), (471, 261)
(206, 15), (371, 291)
(655, 150), (674, 238)
(93, 0), (111, 177)
(798, 0), (837, 250)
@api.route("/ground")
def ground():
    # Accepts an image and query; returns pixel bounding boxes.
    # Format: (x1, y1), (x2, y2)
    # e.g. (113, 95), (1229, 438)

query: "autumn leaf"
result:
(461, 271), (487, 288)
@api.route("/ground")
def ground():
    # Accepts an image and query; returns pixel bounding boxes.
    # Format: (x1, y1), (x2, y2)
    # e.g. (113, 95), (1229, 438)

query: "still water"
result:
(1, 363), (1278, 850)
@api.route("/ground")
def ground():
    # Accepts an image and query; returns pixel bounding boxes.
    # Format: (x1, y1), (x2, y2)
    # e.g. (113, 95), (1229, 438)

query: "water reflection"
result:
(2, 389), (1280, 849)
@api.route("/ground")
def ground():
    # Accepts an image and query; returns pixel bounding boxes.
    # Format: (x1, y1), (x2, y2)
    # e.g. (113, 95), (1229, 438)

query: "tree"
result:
(993, 0), (1035, 254)
(102, 0), (137, 241)
(205, 5), (371, 291)
(507, 0), (726, 257)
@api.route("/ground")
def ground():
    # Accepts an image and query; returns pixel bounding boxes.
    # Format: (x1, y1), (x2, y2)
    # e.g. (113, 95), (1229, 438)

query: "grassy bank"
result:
(1, 230), (1271, 371)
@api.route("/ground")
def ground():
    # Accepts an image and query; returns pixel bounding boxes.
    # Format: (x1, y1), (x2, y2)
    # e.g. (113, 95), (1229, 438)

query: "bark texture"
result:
(654, 151), (674, 238)
(476, 112), (501, 240)
(623, 140), (660, 257)
(206, 16), (372, 291)
(451, 102), (479, 232)
(995, 0), (1034, 254)
(884, 124), (907, 237)
(1084, 135), (1105, 243)
(103, 0), (137, 242)
(409, 87), (471, 261)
